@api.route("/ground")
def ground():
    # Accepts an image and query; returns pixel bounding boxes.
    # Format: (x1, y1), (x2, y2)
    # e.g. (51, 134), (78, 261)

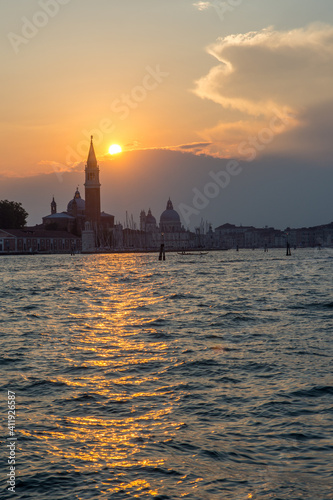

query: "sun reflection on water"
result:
(6, 252), (332, 498)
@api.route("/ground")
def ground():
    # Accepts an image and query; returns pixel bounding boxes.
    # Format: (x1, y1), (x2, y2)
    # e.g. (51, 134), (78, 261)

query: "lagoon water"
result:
(0, 249), (333, 499)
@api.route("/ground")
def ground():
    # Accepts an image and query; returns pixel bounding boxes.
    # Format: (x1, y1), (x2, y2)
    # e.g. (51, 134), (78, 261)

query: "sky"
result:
(1, 0), (333, 229)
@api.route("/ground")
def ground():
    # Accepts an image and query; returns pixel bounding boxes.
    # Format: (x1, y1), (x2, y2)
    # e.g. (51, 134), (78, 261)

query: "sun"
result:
(108, 144), (122, 155)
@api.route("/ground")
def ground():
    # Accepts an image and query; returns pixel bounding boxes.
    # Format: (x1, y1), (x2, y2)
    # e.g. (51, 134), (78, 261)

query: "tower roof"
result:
(87, 136), (98, 168)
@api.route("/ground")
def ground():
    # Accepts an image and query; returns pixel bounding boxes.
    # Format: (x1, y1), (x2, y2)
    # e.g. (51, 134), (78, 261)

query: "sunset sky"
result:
(1, 0), (333, 228)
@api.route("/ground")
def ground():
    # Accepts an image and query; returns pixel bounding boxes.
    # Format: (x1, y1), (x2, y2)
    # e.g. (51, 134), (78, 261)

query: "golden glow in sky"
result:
(1, 2), (333, 177)
(2, 1), (333, 229)
(108, 144), (122, 155)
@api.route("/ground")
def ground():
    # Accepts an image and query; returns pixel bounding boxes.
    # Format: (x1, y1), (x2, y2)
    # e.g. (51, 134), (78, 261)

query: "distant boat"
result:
(177, 251), (208, 256)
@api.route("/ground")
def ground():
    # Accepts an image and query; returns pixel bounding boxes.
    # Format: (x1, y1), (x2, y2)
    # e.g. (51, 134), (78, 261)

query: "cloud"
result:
(193, 1), (212, 11)
(124, 140), (142, 150)
(35, 160), (83, 180)
(178, 142), (212, 150)
(103, 142), (214, 157)
(193, 24), (333, 159)
(170, 142), (213, 155)
(268, 100), (333, 161)
(0, 161), (81, 179)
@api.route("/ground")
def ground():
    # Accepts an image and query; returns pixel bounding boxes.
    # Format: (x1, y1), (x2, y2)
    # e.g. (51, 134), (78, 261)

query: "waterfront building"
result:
(0, 228), (81, 254)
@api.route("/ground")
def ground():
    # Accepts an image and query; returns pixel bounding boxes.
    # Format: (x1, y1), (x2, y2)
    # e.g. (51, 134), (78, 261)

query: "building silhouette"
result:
(160, 198), (182, 233)
(42, 136), (114, 240)
(3, 135), (333, 254)
(84, 136), (101, 227)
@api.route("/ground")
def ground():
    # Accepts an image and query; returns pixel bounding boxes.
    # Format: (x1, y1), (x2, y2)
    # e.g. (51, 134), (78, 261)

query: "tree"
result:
(0, 200), (28, 229)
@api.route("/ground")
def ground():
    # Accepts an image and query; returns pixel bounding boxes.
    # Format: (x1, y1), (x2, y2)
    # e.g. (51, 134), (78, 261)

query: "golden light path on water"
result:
(1, 251), (333, 499)
(18, 256), (192, 497)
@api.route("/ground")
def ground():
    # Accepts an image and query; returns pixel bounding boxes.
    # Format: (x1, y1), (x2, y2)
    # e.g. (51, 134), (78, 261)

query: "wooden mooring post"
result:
(159, 233), (165, 261)
(286, 241), (291, 256)
(159, 243), (165, 261)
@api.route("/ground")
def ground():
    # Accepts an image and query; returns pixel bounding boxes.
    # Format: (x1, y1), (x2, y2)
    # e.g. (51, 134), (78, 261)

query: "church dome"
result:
(160, 198), (180, 223)
(67, 188), (85, 214)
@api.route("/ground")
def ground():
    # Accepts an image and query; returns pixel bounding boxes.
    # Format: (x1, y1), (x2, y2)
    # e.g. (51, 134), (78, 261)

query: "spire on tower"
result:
(87, 135), (97, 168)
(84, 134), (101, 226)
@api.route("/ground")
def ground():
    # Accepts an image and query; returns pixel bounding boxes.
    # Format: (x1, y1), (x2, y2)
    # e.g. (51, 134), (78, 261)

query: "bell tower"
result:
(84, 136), (101, 226)
(51, 196), (57, 215)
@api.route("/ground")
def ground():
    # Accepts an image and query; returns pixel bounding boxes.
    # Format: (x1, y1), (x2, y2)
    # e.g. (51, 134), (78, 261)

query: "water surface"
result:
(1, 249), (332, 499)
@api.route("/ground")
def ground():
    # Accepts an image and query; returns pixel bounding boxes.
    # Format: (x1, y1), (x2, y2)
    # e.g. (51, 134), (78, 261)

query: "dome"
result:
(67, 188), (85, 214)
(160, 198), (180, 223)
(160, 210), (180, 222)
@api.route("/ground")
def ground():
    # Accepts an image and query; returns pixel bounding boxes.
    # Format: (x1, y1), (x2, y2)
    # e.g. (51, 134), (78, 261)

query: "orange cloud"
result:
(193, 24), (333, 158)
